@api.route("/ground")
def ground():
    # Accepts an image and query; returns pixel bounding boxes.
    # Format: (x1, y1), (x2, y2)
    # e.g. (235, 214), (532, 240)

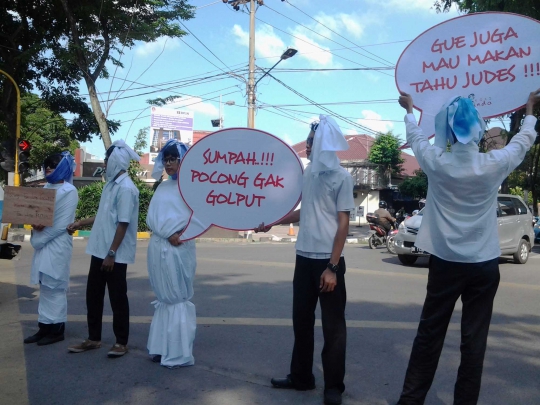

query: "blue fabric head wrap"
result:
(151, 139), (189, 181)
(434, 96), (486, 148)
(44, 151), (76, 184)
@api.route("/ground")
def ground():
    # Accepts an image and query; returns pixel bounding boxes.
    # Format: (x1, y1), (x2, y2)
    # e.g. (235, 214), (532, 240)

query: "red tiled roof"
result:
(292, 134), (420, 177)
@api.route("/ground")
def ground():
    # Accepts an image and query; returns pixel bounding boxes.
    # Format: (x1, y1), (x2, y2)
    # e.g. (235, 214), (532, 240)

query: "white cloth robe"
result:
(146, 178), (197, 367)
(30, 182), (78, 323)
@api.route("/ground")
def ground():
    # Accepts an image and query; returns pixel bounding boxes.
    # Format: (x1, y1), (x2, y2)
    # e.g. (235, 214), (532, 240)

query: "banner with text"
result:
(396, 12), (540, 135)
(178, 128), (304, 241)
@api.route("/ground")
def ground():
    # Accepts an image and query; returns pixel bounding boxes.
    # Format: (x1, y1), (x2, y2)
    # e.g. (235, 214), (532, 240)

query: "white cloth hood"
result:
(309, 115), (349, 176)
(106, 139), (140, 181)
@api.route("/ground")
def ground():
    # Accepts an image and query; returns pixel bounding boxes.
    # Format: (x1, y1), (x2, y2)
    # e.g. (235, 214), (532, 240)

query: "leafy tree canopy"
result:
(19, 93), (79, 171)
(398, 169), (428, 199)
(434, 0), (540, 20)
(367, 131), (405, 182)
(0, 0), (115, 146)
(58, 0), (196, 149)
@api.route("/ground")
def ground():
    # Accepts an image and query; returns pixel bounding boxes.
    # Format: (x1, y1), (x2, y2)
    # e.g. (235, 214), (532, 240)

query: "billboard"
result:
(150, 107), (194, 155)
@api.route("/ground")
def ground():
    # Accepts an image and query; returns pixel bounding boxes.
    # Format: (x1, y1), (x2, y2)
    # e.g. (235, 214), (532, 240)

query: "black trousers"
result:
(86, 255), (130, 345)
(398, 255), (500, 405)
(289, 255), (347, 392)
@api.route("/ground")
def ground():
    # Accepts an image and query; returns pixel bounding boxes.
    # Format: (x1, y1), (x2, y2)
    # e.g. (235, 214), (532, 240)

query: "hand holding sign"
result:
(396, 12), (540, 135)
(178, 128), (303, 241)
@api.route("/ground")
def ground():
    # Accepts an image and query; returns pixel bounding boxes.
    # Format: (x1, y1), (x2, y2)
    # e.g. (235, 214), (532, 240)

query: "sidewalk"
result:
(5, 224), (372, 244)
(244, 224), (371, 243)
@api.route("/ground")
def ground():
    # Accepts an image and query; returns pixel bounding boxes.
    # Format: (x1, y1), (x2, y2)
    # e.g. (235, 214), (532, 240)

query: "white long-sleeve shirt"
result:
(405, 114), (538, 263)
(30, 182), (78, 284)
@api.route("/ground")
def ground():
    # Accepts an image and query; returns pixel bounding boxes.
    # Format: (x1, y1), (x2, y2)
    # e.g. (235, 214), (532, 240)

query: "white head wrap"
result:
(105, 139), (140, 181)
(151, 139), (189, 180)
(309, 115), (349, 176)
(434, 96), (486, 149)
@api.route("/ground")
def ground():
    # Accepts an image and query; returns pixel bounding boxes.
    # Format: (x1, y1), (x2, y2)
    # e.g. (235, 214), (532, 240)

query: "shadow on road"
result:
(10, 250), (540, 405)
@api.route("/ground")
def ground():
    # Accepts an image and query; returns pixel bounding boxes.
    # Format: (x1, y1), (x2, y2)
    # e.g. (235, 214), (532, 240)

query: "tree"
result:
(434, 0), (540, 205)
(0, 0), (114, 153)
(58, 0), (195, 150)
(433, 0), (540, 20)
(398, 169), (428, 199)
(368, 131), (404, 186)
(19, 93), (79, 171)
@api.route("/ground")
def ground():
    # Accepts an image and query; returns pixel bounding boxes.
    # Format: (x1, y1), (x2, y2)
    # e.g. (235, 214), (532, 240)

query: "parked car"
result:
(394, 194), (535, 265)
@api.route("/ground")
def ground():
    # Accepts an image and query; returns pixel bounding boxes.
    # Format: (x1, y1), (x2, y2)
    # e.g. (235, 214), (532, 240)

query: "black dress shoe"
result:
(271, 376), (315, 391)
(324, 389), (342, 405)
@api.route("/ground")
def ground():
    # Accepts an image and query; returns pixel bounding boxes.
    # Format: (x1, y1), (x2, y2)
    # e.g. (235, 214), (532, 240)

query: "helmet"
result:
(379, 201), (387, 209)
(419, 198), (426, 209)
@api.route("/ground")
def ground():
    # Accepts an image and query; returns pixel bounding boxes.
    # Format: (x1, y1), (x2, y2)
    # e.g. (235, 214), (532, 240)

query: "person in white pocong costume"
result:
(146, 139), (197, 368)
(24, 152), (78, 346)
(67, 140), (140, 358)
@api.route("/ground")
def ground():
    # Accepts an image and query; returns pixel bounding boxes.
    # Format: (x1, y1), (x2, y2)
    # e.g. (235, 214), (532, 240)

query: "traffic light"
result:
(0, 141), (15, 172)
(18, 139), (31, 173)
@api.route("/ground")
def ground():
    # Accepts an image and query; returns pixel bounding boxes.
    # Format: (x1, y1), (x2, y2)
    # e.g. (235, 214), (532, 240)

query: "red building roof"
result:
(292, 134), (420, 177)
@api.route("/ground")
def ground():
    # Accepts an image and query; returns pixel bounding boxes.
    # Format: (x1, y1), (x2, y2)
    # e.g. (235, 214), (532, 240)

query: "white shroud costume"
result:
(146, 152), (196, 367)
(31, 164), (78, 324)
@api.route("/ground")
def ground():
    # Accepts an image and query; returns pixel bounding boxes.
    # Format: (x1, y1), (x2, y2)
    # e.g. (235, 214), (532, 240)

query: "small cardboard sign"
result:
(178, 127), (304, 241)
(2, 186), (56, 226)
(396, 12), (540, 135)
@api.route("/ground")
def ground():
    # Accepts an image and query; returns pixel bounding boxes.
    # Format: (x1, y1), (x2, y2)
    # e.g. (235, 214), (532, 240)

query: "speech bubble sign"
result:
(396, 12), (540, 135)
(178, 128), (304, 241)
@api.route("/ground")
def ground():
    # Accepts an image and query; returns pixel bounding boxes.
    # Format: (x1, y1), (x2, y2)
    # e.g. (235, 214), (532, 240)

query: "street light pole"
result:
(0, 69), (21, 187)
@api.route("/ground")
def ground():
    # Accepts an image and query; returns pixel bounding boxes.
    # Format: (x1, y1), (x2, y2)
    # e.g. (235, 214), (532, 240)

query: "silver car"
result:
(394, 194), (535, 265)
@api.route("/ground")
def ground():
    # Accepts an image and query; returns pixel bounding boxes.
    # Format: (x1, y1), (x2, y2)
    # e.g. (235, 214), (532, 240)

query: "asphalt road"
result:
(2, 240), (540, 405)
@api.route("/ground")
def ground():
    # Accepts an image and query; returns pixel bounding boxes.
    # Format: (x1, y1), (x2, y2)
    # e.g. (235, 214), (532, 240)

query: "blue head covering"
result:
(44, 151), (76, 184)
(434, 96), (486, 148)
(151, 139), (189, 181)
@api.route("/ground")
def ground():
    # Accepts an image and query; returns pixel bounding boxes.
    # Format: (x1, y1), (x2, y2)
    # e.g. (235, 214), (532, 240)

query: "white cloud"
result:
(368, 0), (452, 12)
(232, 24), (286, 59)
(313, 12), (365, 40)
(290, 30), (333, 67)
(135, 37), (181, 57)
(165, 96), (219, 117)
(281, 133), (294, 145)
(357, 110), (394, 134)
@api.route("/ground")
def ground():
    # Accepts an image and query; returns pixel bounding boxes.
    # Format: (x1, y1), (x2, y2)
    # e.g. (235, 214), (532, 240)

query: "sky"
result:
(82, 0), (463, 158)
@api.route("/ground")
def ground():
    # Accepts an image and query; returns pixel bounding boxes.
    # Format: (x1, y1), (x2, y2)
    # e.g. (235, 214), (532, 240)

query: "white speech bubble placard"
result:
(396, 12), (540, 135)
(178, 128), (304, 241)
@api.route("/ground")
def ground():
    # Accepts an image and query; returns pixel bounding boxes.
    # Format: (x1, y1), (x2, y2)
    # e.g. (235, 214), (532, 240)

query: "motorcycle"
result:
(366, 213), (396, 250)
(386, 213), (408, 254)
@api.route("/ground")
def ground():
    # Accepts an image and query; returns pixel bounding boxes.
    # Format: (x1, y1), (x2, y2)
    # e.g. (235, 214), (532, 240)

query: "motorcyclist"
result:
(418, 198), (426, 210)
(374, 201), (396, 234)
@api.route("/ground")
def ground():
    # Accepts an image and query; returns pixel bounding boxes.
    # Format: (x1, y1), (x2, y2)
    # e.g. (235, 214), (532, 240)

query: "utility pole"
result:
(247, 0), (256, 128)
(223, 1), (295, 129)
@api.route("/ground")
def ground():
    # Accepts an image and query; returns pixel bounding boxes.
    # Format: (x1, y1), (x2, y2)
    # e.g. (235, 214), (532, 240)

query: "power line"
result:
(284, 0), (395, 66)
(178, 21), (235, 74)
(265, 72), (379, 135)
(264, 3), (394, 68)
(272, 67), (394, 72)
(106, 85), (240, 116)
(117, 89), (239, 125)
(258, 99), (396, 108)
(251, 14), (394, 78)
